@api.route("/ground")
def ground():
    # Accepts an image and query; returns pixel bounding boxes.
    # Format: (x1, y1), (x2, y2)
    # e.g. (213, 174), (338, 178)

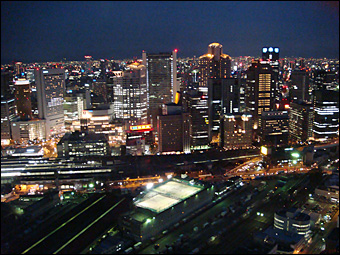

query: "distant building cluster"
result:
(1, 43), (339, 157)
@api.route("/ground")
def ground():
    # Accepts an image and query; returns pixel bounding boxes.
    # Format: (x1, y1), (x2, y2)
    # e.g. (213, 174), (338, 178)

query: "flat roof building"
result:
(119, 177), (213, 242)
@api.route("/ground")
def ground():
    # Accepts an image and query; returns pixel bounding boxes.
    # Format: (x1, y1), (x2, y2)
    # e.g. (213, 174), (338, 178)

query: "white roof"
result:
(134, 179), (203, 213)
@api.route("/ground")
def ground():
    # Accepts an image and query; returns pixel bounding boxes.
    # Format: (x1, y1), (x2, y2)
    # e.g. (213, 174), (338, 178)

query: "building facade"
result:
(35, 68), (66, 138)
(142, 51), (178, 128)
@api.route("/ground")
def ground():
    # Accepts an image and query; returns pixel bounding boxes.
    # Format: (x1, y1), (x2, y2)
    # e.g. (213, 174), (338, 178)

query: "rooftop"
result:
(134, 178), (204, 213)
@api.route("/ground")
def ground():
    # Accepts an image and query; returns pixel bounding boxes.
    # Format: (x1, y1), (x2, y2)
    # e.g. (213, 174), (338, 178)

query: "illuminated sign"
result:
(262, 47), (268, 53)
(268, 47), (273, 52)
(261, 146), (268, 155)
(274, 47), (279, 53)
(130, 124), (152, 131)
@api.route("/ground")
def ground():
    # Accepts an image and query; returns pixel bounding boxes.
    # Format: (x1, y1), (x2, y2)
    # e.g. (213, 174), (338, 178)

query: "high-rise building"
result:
(185, 90), (209, 150)
(1, 71), (16, 145)
(289, 101), (313, 144)
(157, 103), (191, 153)
(289, 69), (310, 103)
(245, 59), (276, 132)
(198, 43), (231, 92)
(222, 113), (253, 149)
(92, 78), (108, 107)
(35, 68), (66, 138)
(207, 78), (241, 143)
(312, 86), (339, 142)
(14, 79), (32, 120)
(84, 55), (93, 74)
(112, 62), (148, 127)
(262, 47), (280, 61)
(261, 110), (289, 147)
(142, 50), (178, 128)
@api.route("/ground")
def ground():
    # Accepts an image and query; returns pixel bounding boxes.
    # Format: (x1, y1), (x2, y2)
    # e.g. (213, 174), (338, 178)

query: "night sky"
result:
(1, 1), (339, 64)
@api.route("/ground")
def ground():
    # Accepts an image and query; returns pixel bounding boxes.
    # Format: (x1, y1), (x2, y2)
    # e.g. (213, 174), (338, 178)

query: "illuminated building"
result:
(289, 101), (313, 143)
(142, 50), (178, 128)
(11, 119), (46, 142)
(63, 91), (87, 132)
(119, 178), (212, 242)
(185, 90), (209, 150)
(35, 68), (66, 138)
(112, 62), (148, 127)
(126, 124), (153, 156)
(261, 110), (289, 147)
(57, 131), (110, 158)
(262, 47), (280, 97)
(14, 79), (32, 120)
(289, 69), (310, 103)
(92, 78), (108, 107)
(198, 43), (231, 91)
(207, 78), (241, 143)
(157, 103), (191, 153)
(274, 208), (311, 236)
(84, 55), (93, 74)
(245, 59), (276, 133)
(1, 72), (16, 144)
(81, 107), (125, 144)
(222, 113), (252, 149)
(262, 47), (279, 61)
(312, 84), (339, 142)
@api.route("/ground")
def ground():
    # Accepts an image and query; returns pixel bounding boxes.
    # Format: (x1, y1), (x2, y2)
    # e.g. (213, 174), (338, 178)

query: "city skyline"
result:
(1, 1), (339, 64)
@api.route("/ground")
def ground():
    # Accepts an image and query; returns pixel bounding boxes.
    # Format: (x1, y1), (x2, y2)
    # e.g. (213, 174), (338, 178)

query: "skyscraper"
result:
(142, 50), (178, 128)
(112, 62), (148, 127)
(245, 59), (276, 132)
(14, 79), (32, 120)
(198, 43), (231, 92)
(1, 72), (16, 145)
(35, 68), (66, 138)
(207, 78), (241, 143)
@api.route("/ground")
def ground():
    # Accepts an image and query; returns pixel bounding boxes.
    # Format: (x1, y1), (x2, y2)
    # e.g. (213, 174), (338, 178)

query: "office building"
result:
(207, 78), (241, 143)
(1, 97), (16, 145)
(81, 106), (125, 145)
(274, 208), (311, 237)
(57, 131), (110, 158)
(289, 69), (310, 103)
(245, 59), (276, 133)
(222, 113), (252, 149)
(289, 101), (313, 144)
(11, 119), (46, 142)
(198, 43), (231, 92)
(157, 103), (191, 153)
(14, 79), (32, 120)
(312, 85), (339, 142)
(185, 90), (209, 150)
(142, 50), (178, 128)
(35, 68), (66, 138)
(84, 55), (93, 74)
(1, 72), (16, 145)
(261, 110), (289, 147)
(112, 62), (148, 127)
(92, 78), (108, 107)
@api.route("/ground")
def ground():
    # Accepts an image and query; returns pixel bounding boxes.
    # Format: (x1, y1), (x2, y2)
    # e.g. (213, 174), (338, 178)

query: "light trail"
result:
(21, 195), (106, 254)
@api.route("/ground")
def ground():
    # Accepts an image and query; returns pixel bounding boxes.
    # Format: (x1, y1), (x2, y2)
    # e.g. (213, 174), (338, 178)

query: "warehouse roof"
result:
(134, 178), (204, 213)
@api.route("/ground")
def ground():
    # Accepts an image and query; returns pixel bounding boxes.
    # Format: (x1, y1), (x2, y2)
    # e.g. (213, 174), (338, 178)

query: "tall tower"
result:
(245, 59), (276, 132)
(142, 50), (178, 128)
(198, 43), (231, 93)
(112, 62), (148, 127)
(14, 79), (32, 120)
(35, 68), (66, 138)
